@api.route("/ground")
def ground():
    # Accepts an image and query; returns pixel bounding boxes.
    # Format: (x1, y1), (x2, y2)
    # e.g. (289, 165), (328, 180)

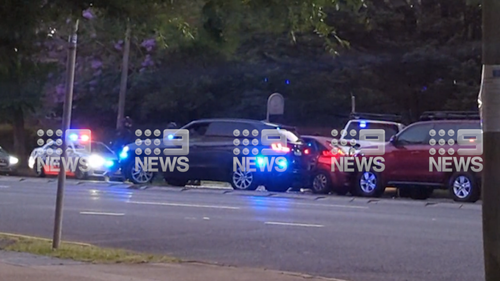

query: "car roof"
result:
(348, 119), (403, 126)
(412, 119), (480, 125)
(188, 118), (283, 128)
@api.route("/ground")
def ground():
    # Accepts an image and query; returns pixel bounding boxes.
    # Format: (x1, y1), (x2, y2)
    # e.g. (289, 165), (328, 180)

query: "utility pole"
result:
(53, 19), (79, 249)
(351, 94), (355, 113)
(480, 0), (500, 280)
(117, 21), (131, 130)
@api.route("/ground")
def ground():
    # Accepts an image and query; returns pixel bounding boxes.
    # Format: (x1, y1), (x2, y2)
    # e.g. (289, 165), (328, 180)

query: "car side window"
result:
(184, 123), (209, 139)
(432, 123), (458, 142)
(205, 122), (255, 137)
(397, 124), (434, 145)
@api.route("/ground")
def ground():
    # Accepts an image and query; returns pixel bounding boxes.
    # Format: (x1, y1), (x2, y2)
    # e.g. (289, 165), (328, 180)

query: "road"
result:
(0, 176), (484, 281)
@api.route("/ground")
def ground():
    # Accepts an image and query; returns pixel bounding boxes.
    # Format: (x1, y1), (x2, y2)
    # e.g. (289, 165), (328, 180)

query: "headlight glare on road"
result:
(9, 156), (19, 165)
(88, 154), (105, 168)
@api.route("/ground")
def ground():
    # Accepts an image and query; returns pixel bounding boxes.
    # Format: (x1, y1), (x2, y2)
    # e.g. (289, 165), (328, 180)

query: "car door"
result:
(427, 122), (458, 183)
(175, 122), (210, 180)
(384, 123), (434, 183)
(201, 121), (257, 180)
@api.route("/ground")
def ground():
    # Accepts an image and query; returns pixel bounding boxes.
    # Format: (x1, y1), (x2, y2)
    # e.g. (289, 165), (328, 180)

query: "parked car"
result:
(119, 118), (309, 191)
(335, 112), (405, 155)
(0, 146), (19, 174)
(349, 111), (482, 202)
(28, 140), (121, 180)
(301, 135), (351, 195)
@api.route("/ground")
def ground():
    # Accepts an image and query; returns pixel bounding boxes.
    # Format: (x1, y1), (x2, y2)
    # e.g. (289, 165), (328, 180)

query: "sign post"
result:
(266, 93), (284, 123)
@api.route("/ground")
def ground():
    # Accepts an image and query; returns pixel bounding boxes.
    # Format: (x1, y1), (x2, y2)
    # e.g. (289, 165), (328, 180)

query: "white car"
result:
(336, 114), (405, 155)
(0, 146), (19, 173)
(28, 140), (121, 179)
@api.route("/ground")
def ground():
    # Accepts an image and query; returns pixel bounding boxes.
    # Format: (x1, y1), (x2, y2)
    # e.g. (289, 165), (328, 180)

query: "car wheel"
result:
(74, 164), (88, 180)
(353, 171), (385, 197)
(34, 159), (46, 178)
(449, 172), (480, 203)
(125, 162), (155, 184)
(166, 179), (188, 187)
(230, 167), (258, 190)
(311, 171), (332, 194)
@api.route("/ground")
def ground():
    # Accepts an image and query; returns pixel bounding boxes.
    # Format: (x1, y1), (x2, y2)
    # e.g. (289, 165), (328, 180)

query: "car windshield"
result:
(91, 142), (112, 154)
(342, 121), (399, 142)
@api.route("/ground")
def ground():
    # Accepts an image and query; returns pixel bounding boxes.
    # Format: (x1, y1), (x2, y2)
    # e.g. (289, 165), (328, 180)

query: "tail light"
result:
(322, 147), (345, 157)
(271, 143), (291, 153)
(304, 148), (310, 155)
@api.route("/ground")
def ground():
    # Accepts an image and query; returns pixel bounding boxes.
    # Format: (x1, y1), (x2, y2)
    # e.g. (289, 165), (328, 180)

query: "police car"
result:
(0, 146), (19, 173)
(28, 131), (121, 180)
(336, 113), (405, 155)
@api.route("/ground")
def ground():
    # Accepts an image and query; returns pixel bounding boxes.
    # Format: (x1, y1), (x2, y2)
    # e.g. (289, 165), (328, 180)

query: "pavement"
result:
(0, 251), (344, 281)
(0, 175), (484, 281)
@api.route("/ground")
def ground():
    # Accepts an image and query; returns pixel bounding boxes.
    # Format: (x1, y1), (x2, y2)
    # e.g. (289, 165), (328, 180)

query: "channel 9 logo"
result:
(132, 129), (190, 172)
(328, 129), (386, 172)
(232, 129), (288, 172)
(428, 129), (483, 172)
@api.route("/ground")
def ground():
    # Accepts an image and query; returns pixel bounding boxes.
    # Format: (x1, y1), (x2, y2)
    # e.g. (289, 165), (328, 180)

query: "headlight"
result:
(9, 156), (19, 165)
(88, 154), (105, 168)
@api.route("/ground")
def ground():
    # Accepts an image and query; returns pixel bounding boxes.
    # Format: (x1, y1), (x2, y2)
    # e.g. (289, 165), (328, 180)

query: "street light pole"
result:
(52, 19), (79, 250)
(480, 0), (500, 280)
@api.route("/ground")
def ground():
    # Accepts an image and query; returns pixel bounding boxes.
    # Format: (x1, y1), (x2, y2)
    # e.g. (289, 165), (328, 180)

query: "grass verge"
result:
(0, 234), (180, 264)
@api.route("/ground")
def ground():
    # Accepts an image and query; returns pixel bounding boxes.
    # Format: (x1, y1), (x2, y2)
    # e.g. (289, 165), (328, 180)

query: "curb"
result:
(0, 232), (92, 247)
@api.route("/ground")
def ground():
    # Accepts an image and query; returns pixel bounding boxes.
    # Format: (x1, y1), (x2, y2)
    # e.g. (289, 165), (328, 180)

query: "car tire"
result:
(75, 164), (88, 180)
(352, 170), (385, 197)
(448, 172), (480, 203)
(311, 171), (332, 194)
(410, 187), (433, 200)
(124, 161), (155, 185)
(166, 179), (188, 187)
(230, 167), (259, 191)
(34, 158), (46, 178)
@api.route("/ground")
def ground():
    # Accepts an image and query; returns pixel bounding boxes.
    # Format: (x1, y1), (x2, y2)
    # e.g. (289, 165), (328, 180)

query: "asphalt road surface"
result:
(0, 176), (484, 281)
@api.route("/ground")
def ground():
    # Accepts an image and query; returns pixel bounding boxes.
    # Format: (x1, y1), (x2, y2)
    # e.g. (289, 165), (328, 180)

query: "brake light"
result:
(272, 143), (290, 153)
(322, 147), (344, 157)
(304, 148), (310, 154)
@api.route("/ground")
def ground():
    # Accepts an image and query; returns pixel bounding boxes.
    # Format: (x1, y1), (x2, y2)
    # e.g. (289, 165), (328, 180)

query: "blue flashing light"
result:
(168, 134), (174, 140)
(277, 158), (287, 169)
(119, 151), (128, 159)
(264, 77), (268, 82)
(257, 157), (265, 166)
(359, 121), (367, 128)
(69, 134), (78, 141)
(285, 80), (290, 85)
(105, 160), (114, 167)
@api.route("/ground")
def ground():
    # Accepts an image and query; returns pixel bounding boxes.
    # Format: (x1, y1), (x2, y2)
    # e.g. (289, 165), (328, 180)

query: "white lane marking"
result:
(128, 201), (240, 210)
(293, 202), (369, 209)
(80, 212), (125, 216)
(203, 217), (210, 220)
(264, 222), (324, 228)
(0, 185), (9, 188)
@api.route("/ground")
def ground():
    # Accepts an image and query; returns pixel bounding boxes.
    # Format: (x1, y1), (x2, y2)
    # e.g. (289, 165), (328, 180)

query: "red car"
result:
(301, 135), (351, 195)
(349, 111), (482, 202)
